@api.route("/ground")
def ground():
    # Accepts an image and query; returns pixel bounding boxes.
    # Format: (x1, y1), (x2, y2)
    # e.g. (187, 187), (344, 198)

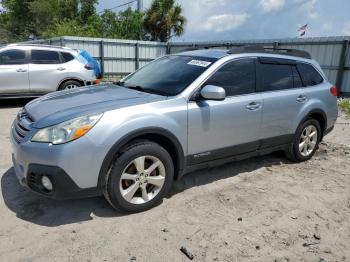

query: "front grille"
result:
(27, 172), (38, 188)
(12, 109), (33, 143)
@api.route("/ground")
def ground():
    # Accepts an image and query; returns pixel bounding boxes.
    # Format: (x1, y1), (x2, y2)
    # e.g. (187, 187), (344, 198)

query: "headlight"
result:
(31, 113), (103, 144)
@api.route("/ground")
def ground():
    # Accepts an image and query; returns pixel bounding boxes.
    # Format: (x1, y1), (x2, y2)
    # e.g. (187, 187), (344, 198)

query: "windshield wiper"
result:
(126, 85), (145, 92)
(114, 81), (125, 86)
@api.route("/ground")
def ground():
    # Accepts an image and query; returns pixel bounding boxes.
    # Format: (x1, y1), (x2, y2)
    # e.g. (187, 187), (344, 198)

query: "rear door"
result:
(28, 49), (67, 92)
(187, 58), (263, 164)
(0, 49), (29, 94)
(258, 57), (305, 148)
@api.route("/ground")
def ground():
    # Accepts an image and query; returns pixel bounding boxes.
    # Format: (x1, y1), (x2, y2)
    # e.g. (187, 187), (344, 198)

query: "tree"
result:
(143, 0), (186, 42)
(0, 0), (188, 43)
(108, 8), (145, 40)
(0, 0), (34, 41)
(80, 0), (97, 22)
(42, 15), (102, 38)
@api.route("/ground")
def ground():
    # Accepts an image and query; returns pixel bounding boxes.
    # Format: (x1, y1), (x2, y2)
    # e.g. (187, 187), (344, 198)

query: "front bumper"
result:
(10, 125), (105, 200)
(12, 156), (100, 199)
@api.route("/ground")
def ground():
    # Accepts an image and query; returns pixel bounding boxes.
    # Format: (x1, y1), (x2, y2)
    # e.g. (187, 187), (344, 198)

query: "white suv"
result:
(0, 44), (101, 98)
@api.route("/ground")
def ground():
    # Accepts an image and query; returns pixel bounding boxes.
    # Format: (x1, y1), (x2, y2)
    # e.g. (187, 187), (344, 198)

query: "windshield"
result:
(120, 55), (217, 96)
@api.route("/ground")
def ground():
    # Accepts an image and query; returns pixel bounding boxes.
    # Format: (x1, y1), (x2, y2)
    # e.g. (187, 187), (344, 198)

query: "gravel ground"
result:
(0, 99), (349, 262)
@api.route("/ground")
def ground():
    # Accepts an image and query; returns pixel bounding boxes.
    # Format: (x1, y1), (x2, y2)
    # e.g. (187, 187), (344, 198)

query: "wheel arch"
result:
(57, 77), (85, 90)
(298, 109), (327, 138)
(97, 128), (185, 189)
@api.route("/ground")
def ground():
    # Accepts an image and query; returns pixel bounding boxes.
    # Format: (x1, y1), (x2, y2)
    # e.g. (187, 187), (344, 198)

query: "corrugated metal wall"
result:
(23, 36), (350, 95)
(25, 36), (168, 78)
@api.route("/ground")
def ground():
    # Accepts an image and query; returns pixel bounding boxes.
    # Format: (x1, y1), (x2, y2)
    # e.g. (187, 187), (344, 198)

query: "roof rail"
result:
(8, 43), (71, 50)
(228, 45), (312, 59)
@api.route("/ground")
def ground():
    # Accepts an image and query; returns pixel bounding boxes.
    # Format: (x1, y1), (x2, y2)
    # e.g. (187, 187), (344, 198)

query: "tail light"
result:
(84, 62), (94, 70)
(330, 86), (337, 97)
(94, 79), (101, 85)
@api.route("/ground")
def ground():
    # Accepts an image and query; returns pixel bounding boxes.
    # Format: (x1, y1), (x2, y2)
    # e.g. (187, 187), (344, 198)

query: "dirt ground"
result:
(0, 99), (349, 262)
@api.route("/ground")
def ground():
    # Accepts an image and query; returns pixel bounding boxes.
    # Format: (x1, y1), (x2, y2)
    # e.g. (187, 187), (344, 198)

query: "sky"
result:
(98, 0), (350, 42)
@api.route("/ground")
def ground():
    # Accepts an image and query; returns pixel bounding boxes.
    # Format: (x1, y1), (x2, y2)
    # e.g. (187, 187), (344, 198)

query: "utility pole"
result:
(137, 0), (143, 11)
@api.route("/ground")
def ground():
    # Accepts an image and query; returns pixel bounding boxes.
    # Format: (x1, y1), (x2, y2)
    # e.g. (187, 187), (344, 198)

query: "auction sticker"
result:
(187, 60), (212, 67)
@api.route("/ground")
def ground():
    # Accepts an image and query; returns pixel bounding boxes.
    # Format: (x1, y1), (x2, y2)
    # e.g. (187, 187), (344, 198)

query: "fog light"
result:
(41, 176), (53, 191)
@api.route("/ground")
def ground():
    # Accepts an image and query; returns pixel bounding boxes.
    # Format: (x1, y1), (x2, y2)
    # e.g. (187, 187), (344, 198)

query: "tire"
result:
(103, 140), (174, 212)
(58, 80), (82, 91)
(285, 119), (321, 162)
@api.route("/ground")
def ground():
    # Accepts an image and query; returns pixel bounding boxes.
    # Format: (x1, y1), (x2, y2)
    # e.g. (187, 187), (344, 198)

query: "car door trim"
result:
(186, 134), (294, 166)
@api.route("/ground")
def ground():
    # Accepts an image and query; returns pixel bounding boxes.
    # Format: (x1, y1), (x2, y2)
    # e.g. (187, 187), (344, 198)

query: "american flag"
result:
(298, 24), (308, 37)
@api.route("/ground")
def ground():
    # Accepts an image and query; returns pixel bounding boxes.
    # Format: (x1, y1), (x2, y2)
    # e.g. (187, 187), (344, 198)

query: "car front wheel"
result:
(103, 140), (174, 212)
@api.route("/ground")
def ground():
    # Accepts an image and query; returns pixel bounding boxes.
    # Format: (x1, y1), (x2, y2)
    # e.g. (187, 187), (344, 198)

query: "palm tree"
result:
(143, 0), (186, 42)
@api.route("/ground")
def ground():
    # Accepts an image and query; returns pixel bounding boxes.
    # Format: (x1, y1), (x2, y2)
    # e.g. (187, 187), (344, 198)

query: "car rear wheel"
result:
(103, 140), (174, 212)
(285, 119), (321, 162)
(58, 80), (82, 91)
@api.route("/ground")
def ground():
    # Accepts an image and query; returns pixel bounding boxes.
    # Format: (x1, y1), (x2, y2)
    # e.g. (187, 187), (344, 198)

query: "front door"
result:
(187, 58), (263, 165)
(0, 49), (29, 94)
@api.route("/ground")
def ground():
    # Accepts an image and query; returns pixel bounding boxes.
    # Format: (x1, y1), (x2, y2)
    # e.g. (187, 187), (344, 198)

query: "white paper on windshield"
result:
(187, 60), (212, 67)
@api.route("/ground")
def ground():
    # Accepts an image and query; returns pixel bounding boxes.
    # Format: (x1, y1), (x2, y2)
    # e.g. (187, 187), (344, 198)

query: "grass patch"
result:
(338, 99), (350, 117)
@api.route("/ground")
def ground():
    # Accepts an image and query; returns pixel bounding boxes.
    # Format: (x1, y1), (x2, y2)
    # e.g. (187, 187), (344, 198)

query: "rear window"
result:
(0, 49), (26, 65)
(61, 52), (75, 63)
(261, 63), (294, 91)
(31, 50), (61, 64)
(292, 66), (303, 88)
(297, 63), (323, 86)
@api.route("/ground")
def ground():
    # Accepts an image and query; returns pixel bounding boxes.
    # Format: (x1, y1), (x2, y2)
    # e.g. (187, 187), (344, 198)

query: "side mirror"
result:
(200, 85), (226, 101)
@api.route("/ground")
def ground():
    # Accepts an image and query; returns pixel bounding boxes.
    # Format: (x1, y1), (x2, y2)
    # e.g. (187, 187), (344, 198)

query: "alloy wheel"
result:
(299, 125), (318, 157)
(119, 155), (166, 204)
(64, 84), (79, 90)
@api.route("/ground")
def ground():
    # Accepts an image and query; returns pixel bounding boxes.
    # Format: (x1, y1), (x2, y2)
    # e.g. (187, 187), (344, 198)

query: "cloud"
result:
(342, 22), (350, 35)
(201, 13), (249, 33)
(299, 0), (319, 19)
(260, 0), (285, 12)
(202, 0), (227, 7)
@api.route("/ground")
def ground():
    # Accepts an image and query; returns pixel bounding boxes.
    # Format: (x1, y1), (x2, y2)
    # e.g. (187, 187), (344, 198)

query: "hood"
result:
(25, 84), (166, 128)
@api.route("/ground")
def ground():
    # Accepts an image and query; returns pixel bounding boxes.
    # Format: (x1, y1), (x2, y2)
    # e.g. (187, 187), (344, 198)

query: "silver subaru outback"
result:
(0, 44), (101, 98)
(10, 47), (338, 212)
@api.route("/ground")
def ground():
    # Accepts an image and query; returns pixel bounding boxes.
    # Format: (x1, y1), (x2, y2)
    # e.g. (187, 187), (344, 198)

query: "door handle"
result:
(246, 102), (261, 111)
(296, 95), (307, 103)
(57, 67), (66, 71)
(16, 68), (27, 73)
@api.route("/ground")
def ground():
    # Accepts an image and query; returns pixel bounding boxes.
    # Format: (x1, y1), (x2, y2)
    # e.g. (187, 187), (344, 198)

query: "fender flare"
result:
(97, 127), (185, 188)
(297, 108), (327, 135)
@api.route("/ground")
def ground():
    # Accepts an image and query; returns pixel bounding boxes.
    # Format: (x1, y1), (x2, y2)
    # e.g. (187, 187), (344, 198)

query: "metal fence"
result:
(24, 36), (169, 80)
(16, 35), (350, 95)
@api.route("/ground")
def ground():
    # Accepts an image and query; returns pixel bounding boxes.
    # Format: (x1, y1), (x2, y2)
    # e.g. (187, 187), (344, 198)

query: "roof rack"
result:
(7, 43), (71, 50)
(228, 45), (312, 59)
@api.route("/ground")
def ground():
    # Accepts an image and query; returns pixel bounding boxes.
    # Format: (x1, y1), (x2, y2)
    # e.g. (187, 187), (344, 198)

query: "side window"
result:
(292, 66), (303, 88)
(0, 49), (27, 65)
(31, 50), (61, 64)
(260, 63), (293, 91)
(61, 52), (75, 63)
(205, 59), (256, 96)
(297, 63), (323, 86)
